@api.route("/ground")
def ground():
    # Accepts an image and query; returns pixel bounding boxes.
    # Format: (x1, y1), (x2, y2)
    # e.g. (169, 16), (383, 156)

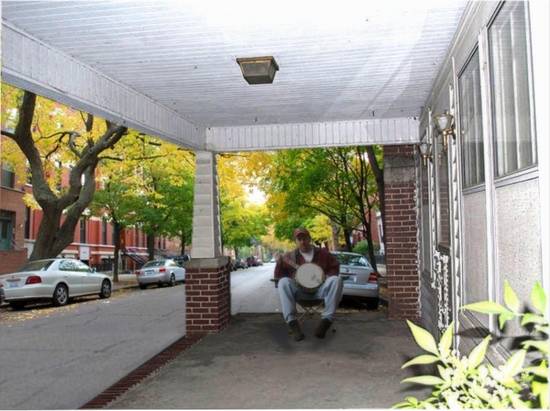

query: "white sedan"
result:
(0, 258), (112, 309)
(135, 259), (186, 289)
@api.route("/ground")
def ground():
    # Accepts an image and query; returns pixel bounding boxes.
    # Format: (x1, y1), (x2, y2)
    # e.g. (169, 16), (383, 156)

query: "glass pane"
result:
(459, 49), (485, 188)
(490, 1), (535, 176)
(18, 259), (55, 272)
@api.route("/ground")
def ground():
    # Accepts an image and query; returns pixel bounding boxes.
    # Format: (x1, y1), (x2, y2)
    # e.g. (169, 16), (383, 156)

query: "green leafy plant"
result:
(395, 281), (548, 409)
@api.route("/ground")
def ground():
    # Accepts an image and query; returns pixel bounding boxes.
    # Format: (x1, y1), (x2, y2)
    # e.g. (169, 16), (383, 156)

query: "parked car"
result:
(0, 258), (112, 310)
(135, 259), (186, 289)
(246, 256), (263, 267)
(232, 258), (248, 270)
(331, 251), (379, 310)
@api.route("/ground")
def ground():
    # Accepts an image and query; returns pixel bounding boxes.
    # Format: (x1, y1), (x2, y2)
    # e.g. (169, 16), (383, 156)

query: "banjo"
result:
(284, 252), (326, 293)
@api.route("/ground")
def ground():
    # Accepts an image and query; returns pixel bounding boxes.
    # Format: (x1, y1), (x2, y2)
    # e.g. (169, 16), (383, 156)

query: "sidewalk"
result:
(108, 310), (430, 409)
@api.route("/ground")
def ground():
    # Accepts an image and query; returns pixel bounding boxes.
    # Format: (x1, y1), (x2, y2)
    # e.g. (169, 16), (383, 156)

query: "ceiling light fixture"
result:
(236, 56), (279, 84)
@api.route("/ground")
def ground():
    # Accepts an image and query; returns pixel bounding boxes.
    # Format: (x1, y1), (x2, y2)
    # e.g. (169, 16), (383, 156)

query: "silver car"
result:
(331, 251), (380, 310)
(0, 259), (112, 309)
(135, 259), (186, 289)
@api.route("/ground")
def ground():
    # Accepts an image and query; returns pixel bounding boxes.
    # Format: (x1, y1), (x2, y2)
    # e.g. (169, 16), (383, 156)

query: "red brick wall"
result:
(0, 249), (27, 274)
(185, 259), (231, 334)
(383, 144), (420, 320)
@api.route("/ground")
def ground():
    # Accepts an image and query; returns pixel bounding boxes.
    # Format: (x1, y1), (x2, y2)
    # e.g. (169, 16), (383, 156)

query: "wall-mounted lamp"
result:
(418, 139), (432, 166)
(433, 111), (455, 151)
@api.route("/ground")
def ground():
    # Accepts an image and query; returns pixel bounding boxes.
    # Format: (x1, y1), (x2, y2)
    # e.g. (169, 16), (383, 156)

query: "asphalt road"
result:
(0, 285), (187, 410)
(230, 262), (280, 315)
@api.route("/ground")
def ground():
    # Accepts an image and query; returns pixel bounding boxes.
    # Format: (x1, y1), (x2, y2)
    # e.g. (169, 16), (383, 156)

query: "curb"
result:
(80, 334), (204, 409)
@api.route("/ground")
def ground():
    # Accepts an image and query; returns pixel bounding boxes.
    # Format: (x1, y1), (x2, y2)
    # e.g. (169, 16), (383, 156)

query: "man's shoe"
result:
(315, 318), (332, 339)
(288, 320), (305, 341)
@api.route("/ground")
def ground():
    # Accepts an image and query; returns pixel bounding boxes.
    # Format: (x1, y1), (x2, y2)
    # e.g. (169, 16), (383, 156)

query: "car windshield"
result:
(332, 253), (372, 268)
(143, 260), (166, 268)
(17, 260), (55, 272)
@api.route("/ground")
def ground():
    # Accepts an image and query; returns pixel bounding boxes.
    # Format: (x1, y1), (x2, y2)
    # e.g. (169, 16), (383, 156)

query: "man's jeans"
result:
(278, 276), (343, 323)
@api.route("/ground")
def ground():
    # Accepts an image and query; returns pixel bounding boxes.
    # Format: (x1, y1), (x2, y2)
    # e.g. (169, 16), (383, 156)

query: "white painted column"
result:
(191, 151), (222, 258)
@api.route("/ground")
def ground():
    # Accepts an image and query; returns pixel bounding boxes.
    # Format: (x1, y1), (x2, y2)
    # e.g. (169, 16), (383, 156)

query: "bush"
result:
(352, 240), (380, 256)
(352, 240), (369, 255)
(395, 281), (548, 409)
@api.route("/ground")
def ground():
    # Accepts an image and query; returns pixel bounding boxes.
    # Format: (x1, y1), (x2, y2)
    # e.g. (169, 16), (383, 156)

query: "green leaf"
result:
(402, 355), (440, 368)
(521, 340), (550, 354)
(538, 383), (549, 409)
(463, 301), (511, 315)
(470, 385), (491, 402)
(503, 280), (520, 312)
(525, 365), (549, 378)
(438, 321), (454, 357)
(406, 320), (439, 355)
(498, 311), (515, 329)
(401, 376), (445, 386)
(531, 281), (547, 313)
(501, 349), (526, 378)
(521, 312), (546, 326)
(468, 335), (491, 369)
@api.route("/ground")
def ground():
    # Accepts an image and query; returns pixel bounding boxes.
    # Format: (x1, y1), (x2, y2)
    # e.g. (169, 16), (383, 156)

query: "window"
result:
(0, 210), (15, 250)
(25, 207), (31, 239)
(489, 1), (536, 177)
(1, 165), (15, 188)
(80, 219), (87, 243)
(459, 49), (485, 188)
(101, 220), (108, 245)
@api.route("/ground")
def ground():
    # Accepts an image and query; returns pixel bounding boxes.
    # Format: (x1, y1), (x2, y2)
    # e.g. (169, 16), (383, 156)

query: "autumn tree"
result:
(1, 84), (127, 260)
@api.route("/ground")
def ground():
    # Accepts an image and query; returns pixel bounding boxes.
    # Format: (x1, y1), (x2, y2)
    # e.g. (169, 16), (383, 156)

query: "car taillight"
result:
(368, 272), (378, 284)
(159, 268), (166, 273)
(25, 275), (42, 285)
(135, 270), (141, 276)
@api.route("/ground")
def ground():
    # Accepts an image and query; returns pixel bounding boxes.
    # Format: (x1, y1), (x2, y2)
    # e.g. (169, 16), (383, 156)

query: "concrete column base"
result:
(184, 256), (231, 334)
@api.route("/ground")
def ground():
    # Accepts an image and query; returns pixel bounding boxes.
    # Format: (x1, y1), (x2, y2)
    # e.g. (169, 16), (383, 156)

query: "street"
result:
(231, 262), (280, 314)
(0, 285), (186, 409)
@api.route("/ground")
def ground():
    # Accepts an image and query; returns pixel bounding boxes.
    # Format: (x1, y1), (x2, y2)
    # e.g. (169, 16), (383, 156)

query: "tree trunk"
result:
(343, 227), (353, 251)
(147, 234), (155, 261)
(29, 207), (63, 260)
(180, 233), (186, 256)
(112, 222), (122, 283)
(363, 219), (378, 271)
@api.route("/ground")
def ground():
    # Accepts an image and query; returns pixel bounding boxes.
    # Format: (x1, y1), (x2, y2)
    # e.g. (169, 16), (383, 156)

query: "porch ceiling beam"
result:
(205, 117), (420, 152)
(1, 22), (205, 149)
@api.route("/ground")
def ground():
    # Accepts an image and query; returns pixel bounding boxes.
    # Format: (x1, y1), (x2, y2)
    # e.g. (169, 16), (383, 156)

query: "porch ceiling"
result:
(2, 1), (467, 149)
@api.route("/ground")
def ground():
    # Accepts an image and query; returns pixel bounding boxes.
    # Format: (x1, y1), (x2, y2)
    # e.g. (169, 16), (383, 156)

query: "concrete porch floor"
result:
(109, 310), (430, 409)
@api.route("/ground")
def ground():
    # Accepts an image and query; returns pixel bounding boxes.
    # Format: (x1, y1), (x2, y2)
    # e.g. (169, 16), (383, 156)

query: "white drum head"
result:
(295, 263), (325, 292)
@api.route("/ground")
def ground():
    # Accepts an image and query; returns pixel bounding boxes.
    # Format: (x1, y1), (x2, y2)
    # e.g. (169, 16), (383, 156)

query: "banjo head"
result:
(295, 263), (325, 292)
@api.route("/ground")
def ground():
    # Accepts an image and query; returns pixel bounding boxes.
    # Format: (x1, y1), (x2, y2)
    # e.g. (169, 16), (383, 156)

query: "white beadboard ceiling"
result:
(2, 0), (467, 128)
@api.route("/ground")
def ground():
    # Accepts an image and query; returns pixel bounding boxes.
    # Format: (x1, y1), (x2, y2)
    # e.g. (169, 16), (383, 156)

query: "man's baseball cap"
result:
(293, 227), (311, 239)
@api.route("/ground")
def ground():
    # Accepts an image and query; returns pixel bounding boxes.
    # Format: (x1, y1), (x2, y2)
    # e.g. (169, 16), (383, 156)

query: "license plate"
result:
(8, 282), (20, 288)
(145, 270), (154, 276)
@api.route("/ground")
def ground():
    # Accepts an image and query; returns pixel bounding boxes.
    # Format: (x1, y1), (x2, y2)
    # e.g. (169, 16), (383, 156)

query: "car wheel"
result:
(99, 280), (112, 299)
(139, 284), (147, 290)
(365, 297), (379, 310)
(52, 284), (69, 306)
(169, 274), (176, 287)
(9, 301), (26, 310)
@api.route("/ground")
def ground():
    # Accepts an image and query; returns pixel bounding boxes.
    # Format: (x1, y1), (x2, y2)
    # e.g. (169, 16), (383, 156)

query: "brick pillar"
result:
(185, 256), (231, 335)
(383, 144), (420, 320)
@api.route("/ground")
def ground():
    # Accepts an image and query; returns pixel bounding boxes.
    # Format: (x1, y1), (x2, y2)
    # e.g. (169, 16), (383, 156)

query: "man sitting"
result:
(274, 228), (343, 341)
